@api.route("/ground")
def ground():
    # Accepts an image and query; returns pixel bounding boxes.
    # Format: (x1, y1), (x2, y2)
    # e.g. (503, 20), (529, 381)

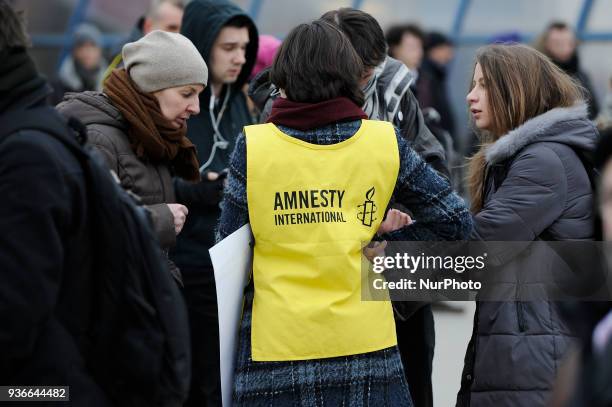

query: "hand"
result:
(363, 240), (387, 263)
(377, 208), (412, 236)
(199, 171), (225, 206)
(167, 203), (188, 235)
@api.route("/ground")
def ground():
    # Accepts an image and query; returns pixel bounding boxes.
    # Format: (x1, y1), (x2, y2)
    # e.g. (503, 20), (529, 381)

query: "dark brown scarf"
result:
(104, 69), (200, 181)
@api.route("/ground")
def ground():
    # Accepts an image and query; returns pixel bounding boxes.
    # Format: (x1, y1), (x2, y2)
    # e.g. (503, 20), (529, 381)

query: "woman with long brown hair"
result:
(458, 44), (599, 406)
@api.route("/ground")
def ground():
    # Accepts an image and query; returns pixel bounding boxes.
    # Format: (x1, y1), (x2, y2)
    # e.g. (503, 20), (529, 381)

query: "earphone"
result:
(199, 84), (231, 174)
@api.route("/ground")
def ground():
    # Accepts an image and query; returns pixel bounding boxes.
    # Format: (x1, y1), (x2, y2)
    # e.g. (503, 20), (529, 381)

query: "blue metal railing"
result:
(352, 0), (365, 9)
(31, 0), (612, 74)
(248, 0), (264, 22)
(576, 0), (594, 38)
(451, 0), (471, 42)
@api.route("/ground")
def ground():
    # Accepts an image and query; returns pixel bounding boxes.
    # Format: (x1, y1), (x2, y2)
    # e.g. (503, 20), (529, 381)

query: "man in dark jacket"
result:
(419, 32), (456, 141)
(538, 21), (600, 119)
(0, 3), (111, 404)
(173, 1), (258, 405)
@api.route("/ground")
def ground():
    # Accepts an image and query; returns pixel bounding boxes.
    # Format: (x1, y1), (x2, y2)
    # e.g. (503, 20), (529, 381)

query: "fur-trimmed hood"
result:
(485, 102), (598, 165)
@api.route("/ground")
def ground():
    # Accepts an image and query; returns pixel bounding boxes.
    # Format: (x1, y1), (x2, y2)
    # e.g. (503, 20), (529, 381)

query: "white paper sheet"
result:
(209, 223), (253, 407)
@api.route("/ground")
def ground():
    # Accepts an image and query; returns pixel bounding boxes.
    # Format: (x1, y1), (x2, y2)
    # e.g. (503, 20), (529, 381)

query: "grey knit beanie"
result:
(122, 30), (208, 93)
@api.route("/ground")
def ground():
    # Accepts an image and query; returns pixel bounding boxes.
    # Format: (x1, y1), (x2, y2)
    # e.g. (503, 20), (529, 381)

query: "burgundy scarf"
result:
(267, 97), (367, 131)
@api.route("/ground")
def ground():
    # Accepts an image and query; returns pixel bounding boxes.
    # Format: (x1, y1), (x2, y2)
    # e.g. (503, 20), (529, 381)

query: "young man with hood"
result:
(174, 1), (258, 405)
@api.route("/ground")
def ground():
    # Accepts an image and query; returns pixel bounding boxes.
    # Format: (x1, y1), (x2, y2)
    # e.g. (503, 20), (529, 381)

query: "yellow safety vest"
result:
(245, 119), (400, 361)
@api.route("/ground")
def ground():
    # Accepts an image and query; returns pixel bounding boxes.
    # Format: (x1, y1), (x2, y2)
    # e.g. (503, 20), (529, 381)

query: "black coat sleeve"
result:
(396, 88), (450, 179)
(0, 134), (70, 369)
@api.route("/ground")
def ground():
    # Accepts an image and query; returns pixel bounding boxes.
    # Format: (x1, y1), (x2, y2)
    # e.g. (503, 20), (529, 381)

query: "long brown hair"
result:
(467, 44), (584, 212)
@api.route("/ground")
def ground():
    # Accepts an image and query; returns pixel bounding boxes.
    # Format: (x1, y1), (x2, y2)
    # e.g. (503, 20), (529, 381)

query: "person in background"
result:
(104, 0), (184, 80)
(218, 19), (472, 406)
(174, 0), (258, 405)
(51, 23), (108, 104)
(459, 43), (597, 407)
(57, 30), (207, 283)
(249, 34), (281, 81)
(596, 76), (612, 130)
(386, 23), (425, 73)
(385, 23), (456, 175)
(536, 21), (599, 119)
(420, 31), (456, 140)
(245, 34), (281, 120)
(549, 124), (612, 407)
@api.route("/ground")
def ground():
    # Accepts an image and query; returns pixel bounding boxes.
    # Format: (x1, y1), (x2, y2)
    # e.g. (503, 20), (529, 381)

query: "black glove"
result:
(174, 174), (225, 208)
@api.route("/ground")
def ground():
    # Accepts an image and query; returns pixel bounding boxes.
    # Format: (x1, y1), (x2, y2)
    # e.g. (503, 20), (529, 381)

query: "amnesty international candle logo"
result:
(357, 187), (377, 227)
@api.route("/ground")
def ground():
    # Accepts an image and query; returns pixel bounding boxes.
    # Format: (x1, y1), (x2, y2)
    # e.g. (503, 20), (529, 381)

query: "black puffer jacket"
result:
(457, 103), (599, 407)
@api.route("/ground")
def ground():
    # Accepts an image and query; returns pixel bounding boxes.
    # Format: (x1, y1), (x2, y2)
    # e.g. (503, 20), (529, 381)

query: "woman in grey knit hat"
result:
(57, 30), (208, 281)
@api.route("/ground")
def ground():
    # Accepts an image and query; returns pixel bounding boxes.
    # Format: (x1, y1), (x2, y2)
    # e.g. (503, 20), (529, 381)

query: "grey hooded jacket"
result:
(457, 103), (599, 407)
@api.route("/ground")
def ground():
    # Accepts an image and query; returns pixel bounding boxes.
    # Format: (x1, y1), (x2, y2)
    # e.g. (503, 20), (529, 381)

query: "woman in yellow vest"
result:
(217, 20), (472, 406)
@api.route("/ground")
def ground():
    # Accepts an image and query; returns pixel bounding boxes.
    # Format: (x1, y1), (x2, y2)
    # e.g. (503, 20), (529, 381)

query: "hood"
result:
(366, 56), (413, 121)
(485, 102), (598, 165)
(378, 57), (414, 94)
(181, 0), (258, 92)
(56, 91), (126, 130)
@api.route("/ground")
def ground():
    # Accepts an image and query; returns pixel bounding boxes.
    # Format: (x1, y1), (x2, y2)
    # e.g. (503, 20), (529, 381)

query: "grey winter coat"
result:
(457, 103), (599, 407)
(56, 91), (177, 249)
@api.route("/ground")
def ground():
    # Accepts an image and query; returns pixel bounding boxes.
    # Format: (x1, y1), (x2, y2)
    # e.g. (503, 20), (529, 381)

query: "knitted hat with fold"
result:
(123, 30), (208, 93)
